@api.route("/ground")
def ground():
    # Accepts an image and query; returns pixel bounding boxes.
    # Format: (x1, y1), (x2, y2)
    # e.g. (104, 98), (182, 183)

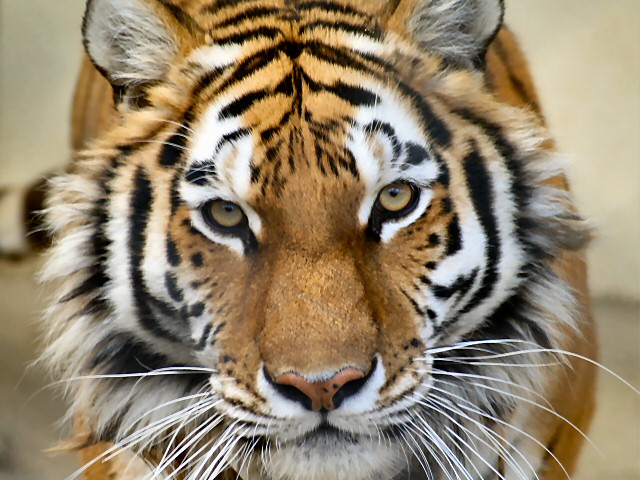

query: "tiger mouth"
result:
(304, 421), (359, 442)
(248, 419), (404, 451)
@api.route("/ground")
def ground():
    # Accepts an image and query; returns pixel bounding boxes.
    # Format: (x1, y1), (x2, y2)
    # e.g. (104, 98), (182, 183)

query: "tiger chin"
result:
(39, 0), (597, 479)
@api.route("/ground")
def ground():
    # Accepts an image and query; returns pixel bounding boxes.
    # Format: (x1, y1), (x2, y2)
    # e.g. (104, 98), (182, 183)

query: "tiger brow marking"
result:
(208, 6), (284, 30)
(299, 20), (382, 39)
(201, 0), (260, 15)
(194, 46), (284, 99)
(211, 25), (283, 47)
(297, 0), (371, 19)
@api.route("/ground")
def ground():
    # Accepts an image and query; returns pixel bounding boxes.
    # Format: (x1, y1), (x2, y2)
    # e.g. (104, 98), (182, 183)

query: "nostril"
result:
(333, 357), (377, 409)
(267, 369), (314, 411)
(332, 373), (368, 410)
(265, 358), (377, 412)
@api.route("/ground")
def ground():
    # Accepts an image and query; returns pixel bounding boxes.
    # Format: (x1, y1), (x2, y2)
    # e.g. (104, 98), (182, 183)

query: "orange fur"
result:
(63, 3), (595, 479)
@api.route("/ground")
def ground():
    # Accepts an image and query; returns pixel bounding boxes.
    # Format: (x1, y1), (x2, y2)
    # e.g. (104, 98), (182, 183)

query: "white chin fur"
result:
(237, 435), (406, 480)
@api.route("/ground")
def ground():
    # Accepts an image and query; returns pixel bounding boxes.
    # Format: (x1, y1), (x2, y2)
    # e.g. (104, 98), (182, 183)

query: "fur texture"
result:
(39, 1), (596, 479)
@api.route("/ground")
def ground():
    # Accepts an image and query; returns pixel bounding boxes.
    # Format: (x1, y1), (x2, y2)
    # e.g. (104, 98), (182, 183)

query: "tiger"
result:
(22, 0), (599, 478)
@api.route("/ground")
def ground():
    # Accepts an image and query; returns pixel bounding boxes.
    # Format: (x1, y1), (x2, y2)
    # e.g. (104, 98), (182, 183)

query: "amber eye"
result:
(377, 183), (414, 213)
(368, 182), (421, 240)
(202, 199), (247, 231)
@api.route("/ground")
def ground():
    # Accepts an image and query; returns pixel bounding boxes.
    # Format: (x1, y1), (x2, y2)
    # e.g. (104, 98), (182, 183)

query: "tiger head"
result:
(44, 1), (589, 479)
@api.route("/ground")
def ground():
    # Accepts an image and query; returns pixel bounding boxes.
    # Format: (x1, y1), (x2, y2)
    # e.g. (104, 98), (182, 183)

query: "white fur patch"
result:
(190, 44), (243, 71)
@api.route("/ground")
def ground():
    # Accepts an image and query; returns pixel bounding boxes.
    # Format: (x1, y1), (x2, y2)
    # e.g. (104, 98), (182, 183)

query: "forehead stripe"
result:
(218, 90), (269, 120)
(213, 26), (282, 47)
(209, 6), (283, 29)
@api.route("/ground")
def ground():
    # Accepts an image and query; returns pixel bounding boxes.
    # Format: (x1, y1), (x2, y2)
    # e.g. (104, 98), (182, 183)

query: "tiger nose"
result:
(272, 367), (368, 412)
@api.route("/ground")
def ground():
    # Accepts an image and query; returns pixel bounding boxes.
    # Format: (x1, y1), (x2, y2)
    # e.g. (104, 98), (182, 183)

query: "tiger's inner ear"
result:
(82, 0), (198, 105)
(387, 0), (505, 68)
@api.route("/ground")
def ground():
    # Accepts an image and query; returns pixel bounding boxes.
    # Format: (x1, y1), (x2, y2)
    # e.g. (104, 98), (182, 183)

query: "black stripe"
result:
(299, 20), (380, 39)
(401, 289), (425, 317)
(60, 271), (110, 304)
(159, 129), (188, 167)
(298, 1), (369, 19)
(89, 334), (173, 374)
(210, 6), (283, 29)
(250, 163), (262, 183)
(192, 46), (279, 99)
(190, 302), (206, 317)
(217, 48), (281, 93)
(201, 0), (248, 13)
(452, 108), (536, 257)
(274, 74), (294, 96)
(191, 252), (204, 267)
(364, 121), (401, 160)
(129, 168), (178, 341)
(396, 82), (452, 148)
(147, 294), (184, 325)
(219, 90), (268, 119)
(325, 81), (380, 107)
(309, 42), (389, 78)
(404, 142), (429, 166)
(433, 151), (450, 187)
(459, 145), (501, 315)
(169, 172), (182, 217)
(195, 323), (213, 351)
(212, 26), (281, 46)
(215, 128), (251, 154)
(445, 214), (462, 256)
(432, 268), (479, 301)
(343, 149), (359, 178)
(166, 237), (181, 267)
(185, 162), (216, 185)
(68, 156), (123, 313)
(165, 272), (184, 302)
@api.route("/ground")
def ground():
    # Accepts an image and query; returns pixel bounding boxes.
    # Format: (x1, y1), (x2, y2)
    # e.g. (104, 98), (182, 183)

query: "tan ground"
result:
(0, 257), (637, 479)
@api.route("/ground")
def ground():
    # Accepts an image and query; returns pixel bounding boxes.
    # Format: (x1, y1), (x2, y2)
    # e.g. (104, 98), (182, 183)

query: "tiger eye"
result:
(378, 183), (414, 212)
(208, 200), (245, 228)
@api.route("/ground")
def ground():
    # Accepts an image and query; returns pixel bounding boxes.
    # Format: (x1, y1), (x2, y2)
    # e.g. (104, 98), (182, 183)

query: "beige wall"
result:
(1, 1), (639, 300)
(506, 0), (640, 301)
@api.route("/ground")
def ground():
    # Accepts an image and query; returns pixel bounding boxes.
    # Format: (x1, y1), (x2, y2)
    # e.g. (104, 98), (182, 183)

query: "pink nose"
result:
(274, 368), (366, 411)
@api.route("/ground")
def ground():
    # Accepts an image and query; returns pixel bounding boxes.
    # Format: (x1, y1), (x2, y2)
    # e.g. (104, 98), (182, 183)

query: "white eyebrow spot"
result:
(190, 44), (243, 70)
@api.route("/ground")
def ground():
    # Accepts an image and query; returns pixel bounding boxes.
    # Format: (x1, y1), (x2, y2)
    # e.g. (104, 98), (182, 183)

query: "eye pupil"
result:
(389, 187), (400, 198)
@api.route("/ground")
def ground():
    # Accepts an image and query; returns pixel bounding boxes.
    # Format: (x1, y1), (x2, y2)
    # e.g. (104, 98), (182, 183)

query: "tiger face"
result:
(44, 1), (591, 479)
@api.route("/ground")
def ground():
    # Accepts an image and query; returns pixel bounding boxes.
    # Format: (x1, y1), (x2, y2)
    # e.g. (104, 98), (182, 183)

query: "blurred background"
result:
(0, 0), (638, 479)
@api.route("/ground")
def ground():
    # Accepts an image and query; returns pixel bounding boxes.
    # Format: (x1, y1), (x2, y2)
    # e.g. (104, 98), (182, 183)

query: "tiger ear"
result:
(82, 0), (197, 96)
(387, 0), (504, 68)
